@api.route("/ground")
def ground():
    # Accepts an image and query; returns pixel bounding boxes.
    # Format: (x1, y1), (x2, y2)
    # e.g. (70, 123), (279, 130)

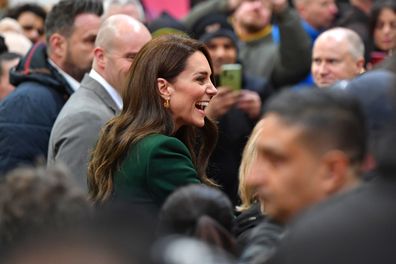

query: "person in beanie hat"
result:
(148, 11), (188, 37)
(192, 12), (272, 206)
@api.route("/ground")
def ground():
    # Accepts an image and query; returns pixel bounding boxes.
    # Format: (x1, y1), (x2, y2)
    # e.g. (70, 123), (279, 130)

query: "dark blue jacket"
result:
(0, 43), (73, 176)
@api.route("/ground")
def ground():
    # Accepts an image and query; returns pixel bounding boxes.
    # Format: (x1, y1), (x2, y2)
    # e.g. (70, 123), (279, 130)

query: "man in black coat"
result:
(266, 69), (396, 264)
(240, 89), (366, 263)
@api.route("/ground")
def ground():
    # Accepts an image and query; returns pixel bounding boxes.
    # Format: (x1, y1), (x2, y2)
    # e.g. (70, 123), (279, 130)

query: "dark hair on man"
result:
(45, 0), (103, 42)
(0, 165), (91, 247)
(265, 89), (366, 166)
(0, 52), (21, 76)
(4, 3), (47, 22)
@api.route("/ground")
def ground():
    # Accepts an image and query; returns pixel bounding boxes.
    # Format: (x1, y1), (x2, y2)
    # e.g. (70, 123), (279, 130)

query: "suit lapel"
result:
(80, 74), (120, 115)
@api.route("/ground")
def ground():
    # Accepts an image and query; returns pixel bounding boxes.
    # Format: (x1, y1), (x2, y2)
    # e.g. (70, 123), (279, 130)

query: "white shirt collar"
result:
(48, 59), (80, 92)
(89, 69), (123, 110)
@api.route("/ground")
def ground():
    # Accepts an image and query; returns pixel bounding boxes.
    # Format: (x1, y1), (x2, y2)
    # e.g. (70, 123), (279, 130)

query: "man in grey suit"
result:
(47, 14), (151, 190)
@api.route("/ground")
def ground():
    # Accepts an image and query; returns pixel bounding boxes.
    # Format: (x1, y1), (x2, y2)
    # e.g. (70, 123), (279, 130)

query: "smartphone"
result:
(220, 64), (242, 91)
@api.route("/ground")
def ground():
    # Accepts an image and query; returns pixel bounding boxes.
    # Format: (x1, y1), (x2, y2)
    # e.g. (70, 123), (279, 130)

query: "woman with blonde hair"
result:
(237, 120), (266, 212)
(234, 120), (266, 250)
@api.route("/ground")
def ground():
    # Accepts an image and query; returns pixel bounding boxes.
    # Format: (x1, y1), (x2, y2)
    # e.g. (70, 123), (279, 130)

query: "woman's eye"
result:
(196, 77), (205, 83)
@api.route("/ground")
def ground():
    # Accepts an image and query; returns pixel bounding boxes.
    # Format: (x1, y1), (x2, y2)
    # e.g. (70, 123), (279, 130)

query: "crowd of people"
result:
(0, 0), (395, 263)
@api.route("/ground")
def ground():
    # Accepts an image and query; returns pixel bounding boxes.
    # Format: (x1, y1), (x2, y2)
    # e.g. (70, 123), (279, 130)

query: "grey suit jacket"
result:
(47, 74), (120, 191)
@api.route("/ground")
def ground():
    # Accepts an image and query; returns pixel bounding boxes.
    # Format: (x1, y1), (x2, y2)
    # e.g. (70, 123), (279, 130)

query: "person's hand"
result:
(237, 90), (262, 119)
(271, 0), (288, 14)
(206, 87), (240, 120)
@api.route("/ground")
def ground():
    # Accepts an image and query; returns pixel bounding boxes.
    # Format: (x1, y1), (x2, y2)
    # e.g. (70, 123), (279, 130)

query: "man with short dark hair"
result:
(240, 89), (365, 263)
(265, 72), (396, 264)
(0, 0), (103, 176)
(4, 3), (47, 43)
(247, 89), (365, 224)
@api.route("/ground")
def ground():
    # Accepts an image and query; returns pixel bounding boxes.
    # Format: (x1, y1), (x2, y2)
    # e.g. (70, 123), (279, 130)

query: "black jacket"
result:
(266, 174), (396, 264)
(208, 73), (272, 205)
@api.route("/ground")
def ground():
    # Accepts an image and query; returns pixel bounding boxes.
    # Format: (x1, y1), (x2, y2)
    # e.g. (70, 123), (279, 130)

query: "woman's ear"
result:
(157, 78), (171, 99)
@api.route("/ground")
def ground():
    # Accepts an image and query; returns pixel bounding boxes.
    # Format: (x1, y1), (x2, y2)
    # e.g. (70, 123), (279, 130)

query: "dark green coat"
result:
(114, 134), (200, 208)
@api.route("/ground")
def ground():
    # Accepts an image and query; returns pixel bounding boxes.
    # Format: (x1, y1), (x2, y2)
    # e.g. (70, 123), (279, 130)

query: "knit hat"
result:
(191, 13), (239, 49)
(148, 12), (188, 38)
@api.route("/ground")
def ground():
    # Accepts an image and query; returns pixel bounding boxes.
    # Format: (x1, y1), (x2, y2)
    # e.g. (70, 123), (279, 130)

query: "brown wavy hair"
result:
(88, 35), (218, 203)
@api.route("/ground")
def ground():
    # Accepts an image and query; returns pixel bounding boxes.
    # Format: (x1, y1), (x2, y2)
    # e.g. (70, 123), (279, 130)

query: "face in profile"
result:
(161, 51), (217, 131)
(245, 114), (327, 224)
(103, 25), (151, 92)
(312, 36), (363, 88)
(374, 7), (396, 52)
(205, 36), (237, 76)
(63, 13), (101, 82)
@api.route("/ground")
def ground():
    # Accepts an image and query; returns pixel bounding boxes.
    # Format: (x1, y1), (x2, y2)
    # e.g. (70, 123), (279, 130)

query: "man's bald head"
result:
(316, 27), (364, 60)
(312, 27), (365, 88)
(93, 14), (151, 92)
(95, 14), (150, 53)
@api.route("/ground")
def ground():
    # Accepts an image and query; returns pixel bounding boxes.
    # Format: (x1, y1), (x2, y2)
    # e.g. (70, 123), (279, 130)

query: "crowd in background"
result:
(0, 0), (395, 263)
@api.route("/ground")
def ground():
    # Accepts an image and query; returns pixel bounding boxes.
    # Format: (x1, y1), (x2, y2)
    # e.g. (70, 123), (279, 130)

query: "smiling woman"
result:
(88, 35), (218, 210)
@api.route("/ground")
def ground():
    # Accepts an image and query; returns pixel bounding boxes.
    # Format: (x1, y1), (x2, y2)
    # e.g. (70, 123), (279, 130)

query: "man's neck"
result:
(48, 58), (80, 92)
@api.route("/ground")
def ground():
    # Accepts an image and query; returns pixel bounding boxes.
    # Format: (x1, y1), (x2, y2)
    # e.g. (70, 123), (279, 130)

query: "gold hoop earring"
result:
(164, 98), (170, 108)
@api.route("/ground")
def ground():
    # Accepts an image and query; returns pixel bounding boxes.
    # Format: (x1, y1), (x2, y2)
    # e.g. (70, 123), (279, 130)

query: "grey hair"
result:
(103, 0), (145, 21)
(318, 27), (365, 60)
(343, 28), (365, 60)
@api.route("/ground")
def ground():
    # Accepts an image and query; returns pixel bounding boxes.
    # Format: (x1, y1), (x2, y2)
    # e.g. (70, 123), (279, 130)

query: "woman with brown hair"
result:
(88, 35), (218, 210)
(369, 0), (396, 66)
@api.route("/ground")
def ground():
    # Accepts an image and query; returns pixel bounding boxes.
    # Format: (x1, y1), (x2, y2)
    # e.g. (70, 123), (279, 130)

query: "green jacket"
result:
(114, 134), (200, 208)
